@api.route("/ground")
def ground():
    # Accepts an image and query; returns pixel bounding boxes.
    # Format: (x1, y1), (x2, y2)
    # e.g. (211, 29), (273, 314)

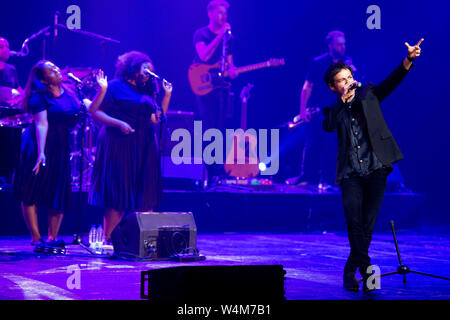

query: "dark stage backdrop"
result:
(1, 0), (449, 223)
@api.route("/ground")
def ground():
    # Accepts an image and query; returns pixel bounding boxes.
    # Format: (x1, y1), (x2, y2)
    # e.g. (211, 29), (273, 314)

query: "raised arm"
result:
(90, 83), (135, 135)
(152, 79), (173, 124)
(195, 23), (230, 63)
(374, 38), (423, 102)
(85, 70), (108, 113)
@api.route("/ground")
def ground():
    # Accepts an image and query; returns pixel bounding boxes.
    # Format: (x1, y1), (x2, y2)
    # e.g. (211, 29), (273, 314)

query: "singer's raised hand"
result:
(405, 38), (424, 61)
(96, 70), (108, 91)
(162, 79), (173, 95)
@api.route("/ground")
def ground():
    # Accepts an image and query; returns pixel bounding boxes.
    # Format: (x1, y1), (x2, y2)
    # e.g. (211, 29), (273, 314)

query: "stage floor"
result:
(0, 232), (449, 300)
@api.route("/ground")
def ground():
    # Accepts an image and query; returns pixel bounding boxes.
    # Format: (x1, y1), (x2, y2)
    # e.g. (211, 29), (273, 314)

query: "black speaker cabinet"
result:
(141, 265), (286, 301)
(111, 212), (197, 259)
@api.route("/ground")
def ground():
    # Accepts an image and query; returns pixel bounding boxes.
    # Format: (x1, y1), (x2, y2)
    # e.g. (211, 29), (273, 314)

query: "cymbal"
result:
(0, 113), (32, 128)
(0, 105), (24, 119)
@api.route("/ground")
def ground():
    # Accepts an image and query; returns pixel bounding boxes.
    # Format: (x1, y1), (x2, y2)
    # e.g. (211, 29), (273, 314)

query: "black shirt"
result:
(342, 96), (383, 178)
(193, 26), (233, 64)
(0, 63), (20, 88)
(305, 53), (355, 109)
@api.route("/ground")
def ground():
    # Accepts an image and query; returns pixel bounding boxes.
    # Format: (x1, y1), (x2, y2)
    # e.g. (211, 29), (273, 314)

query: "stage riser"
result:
(161, 191), (426, 233)
(0, 191), (425, 235)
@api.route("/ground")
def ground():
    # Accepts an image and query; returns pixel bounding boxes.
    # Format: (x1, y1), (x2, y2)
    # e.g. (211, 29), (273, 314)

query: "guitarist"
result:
(193, 0), (238, 183)
(293, 31), (356, 189)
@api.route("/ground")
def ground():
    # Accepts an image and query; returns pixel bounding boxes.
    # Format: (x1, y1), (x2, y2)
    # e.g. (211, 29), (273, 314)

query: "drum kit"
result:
(0, 67), (100, 191)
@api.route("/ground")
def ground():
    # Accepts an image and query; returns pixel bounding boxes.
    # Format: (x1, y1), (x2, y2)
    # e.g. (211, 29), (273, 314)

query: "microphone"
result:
(142, 68), (160, 79)
(67, 73), (83, 85)
(349, 81), (362, 90)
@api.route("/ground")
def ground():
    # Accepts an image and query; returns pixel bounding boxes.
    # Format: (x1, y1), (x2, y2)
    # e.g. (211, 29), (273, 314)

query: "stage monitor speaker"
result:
(141, 265), (286, 301)
(111, 212), (197, 259)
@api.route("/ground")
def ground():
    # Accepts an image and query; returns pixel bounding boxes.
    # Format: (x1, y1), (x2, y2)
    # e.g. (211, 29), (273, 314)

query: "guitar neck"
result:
(240, 101), (248, 130)
(236, 61), (271, 75)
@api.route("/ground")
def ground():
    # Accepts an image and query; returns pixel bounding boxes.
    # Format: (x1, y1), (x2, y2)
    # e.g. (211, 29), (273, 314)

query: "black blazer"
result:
(323, 62), (411, 185)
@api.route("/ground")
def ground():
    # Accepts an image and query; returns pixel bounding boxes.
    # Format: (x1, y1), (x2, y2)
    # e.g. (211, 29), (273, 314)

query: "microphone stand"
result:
(219, 30), (231, 79)
(68, 81), (96, 254)
(14, 15), (120, 59)
(380, 221), (450, 283)
(150, 78), (170, 211)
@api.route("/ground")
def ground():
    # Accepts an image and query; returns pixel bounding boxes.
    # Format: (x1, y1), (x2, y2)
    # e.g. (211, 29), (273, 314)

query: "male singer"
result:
(322, 38), (423, 293)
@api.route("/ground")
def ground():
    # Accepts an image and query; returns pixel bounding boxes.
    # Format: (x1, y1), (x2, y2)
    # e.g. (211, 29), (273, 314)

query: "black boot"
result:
(359, 265), (379, 294)
(343, 260), (359, 291)
(343, 272), (360, 291)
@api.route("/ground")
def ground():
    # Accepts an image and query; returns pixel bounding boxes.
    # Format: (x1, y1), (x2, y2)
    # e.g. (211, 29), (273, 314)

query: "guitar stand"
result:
(380, 220), (450, 284)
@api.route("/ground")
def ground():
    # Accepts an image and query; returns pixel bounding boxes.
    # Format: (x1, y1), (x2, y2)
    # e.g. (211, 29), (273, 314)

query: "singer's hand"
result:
(151, 112), (162, 124)
(227, 65), (238, 79)
(118, 121), (135, 135)
(219, 23), (231, 37)
(405, 38), (424, 61)
(162, 79), (173, 95)
(32, 153), (46, 175)
(299, 109), (312, 123)
(341, 80), (358, 103)
(96, 70), (108, 91)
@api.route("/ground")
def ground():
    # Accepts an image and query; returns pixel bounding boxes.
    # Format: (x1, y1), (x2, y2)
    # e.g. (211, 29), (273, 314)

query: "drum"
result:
(0, 113), (32, 128)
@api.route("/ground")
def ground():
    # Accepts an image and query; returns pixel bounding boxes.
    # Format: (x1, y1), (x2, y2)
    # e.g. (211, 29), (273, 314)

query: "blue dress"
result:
(13, 88), (80, 211)
(89, 78), (162, 211)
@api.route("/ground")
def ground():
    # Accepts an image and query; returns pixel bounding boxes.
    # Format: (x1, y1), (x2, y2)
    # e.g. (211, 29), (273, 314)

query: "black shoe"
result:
(343, 272), (360, 291)
(46, 239), (66, 248)
(30, 238), (45, 246)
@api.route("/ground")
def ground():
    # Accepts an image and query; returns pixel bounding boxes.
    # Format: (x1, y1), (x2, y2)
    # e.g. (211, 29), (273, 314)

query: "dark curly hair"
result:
(114, 51), (153, 81)
(323, 61), (353, 87)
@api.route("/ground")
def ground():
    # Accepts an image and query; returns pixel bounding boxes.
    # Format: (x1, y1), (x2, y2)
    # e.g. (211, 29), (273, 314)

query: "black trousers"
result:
(340, 167), (389, 275)
(195, 88), (233, 180)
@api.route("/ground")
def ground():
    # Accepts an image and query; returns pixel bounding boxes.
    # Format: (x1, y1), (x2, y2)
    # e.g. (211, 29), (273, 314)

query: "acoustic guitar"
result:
(224, 83), (259, 178)
(188, 58), (285, 96)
